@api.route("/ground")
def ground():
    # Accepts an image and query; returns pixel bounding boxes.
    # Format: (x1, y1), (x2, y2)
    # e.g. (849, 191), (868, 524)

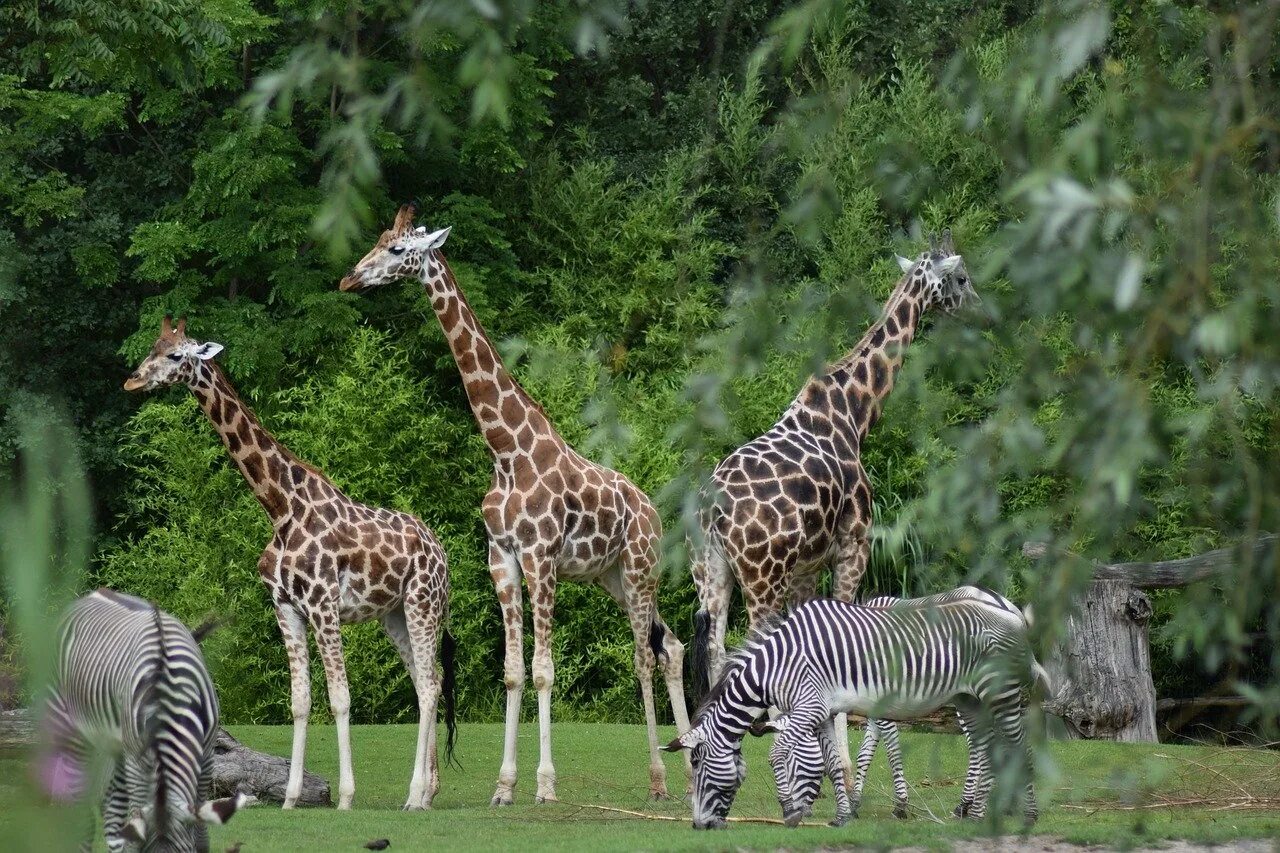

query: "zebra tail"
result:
(1032, 660), (1054, 700)
(190, 617), (221, 643)
(148, 605), (169, 842)
(691, 609), (711, 702)
(441, 629), (460, 768)
(648, 619), (668, 664)
(1021, 603), (1035, 629)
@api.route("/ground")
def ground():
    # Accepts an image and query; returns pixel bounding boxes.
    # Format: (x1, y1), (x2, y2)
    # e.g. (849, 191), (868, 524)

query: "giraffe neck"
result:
(788, 275), (928, 443)
(419, 253), (563, 461)
(188, 361), (331, 522)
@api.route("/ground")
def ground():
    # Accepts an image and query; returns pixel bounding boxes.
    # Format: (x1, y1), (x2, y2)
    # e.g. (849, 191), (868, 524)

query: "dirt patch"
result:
(887, 838), (1279, 853)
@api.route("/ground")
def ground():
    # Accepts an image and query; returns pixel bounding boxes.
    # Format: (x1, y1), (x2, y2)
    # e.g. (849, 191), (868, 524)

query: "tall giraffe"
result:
(688, 231), (975, 771)
(339, 204), (691, 804)
(124, 315), (458, 812)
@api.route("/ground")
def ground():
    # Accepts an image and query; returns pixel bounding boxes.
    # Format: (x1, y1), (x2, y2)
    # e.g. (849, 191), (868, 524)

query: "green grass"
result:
(4, 723), (1279, 851)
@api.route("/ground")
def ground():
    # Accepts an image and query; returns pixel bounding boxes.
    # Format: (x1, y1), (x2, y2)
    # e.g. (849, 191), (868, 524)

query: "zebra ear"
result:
(120, 812), (147, 843)
(749, 718), (785, 737)
(663, 727), (706, 752)
(195, 792), (249, 825)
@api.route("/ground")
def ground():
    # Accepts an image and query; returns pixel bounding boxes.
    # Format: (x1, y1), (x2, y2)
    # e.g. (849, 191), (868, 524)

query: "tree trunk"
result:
(0, 710), (331, 806)
(1042, 580), (1158, 742)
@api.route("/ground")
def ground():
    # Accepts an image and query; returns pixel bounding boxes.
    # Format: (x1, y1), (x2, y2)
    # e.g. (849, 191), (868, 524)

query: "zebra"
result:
(663, 593), (1049, 829)
(39, 589), (245, 852)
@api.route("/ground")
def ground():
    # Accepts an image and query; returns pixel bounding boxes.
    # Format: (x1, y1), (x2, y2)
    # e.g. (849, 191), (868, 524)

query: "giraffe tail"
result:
(442, 629), (460, 768)
(691, 608), (711, 703)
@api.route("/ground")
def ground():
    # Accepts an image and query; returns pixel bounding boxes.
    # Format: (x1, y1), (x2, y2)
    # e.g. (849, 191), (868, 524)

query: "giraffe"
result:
(688, 230), (976, 778)
(123, 315), (458, 812)
(338, 204), (692, 805)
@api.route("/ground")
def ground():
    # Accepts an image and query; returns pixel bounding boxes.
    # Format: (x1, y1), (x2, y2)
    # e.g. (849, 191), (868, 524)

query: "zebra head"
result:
(663, 725), (746, 829)
(118, 792), (248, 852)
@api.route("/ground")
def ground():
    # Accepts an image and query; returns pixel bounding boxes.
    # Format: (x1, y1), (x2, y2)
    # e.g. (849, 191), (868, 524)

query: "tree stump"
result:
(1024, 535), (1275, 744)
(1041, 580), (1157, 742)
(0, 710), (331, 807)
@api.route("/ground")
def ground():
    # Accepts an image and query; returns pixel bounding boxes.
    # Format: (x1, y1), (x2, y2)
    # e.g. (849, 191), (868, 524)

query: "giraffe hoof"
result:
(281, 800), (297, 811)
(534, 792), (558, 805)
(401, 801), (429, 812)
(650, 788), (670, 801)
(490, 792), (514, 807)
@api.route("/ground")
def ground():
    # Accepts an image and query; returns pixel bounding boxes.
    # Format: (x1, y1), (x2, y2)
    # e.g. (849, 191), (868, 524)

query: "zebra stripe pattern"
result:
(664, 592), (1046, 829)
(42, 589), (244, 852)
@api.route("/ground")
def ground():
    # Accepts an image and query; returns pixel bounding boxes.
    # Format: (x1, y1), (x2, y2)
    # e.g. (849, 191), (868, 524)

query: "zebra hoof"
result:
(953, 801), (971, 819)
(828, 815), (851, 828)
(783, 808), (805, 828)
(893, 804), (909, 820)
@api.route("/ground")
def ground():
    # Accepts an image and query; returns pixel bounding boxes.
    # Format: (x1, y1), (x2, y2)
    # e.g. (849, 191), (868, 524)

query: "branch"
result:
(1022, 535), (1276, 589)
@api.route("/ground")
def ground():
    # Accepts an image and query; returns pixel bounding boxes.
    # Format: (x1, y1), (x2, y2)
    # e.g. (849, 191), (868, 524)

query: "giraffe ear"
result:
(194, 341), (224, 361)
(896, 254), (914, 273)
(937, 254), (962, 276)
(419, 226), (450, 250)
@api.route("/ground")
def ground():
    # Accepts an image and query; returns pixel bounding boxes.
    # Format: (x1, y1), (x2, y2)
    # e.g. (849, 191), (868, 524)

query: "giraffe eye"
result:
(167, 353), (182, 362)
(389, 246), (405, 256)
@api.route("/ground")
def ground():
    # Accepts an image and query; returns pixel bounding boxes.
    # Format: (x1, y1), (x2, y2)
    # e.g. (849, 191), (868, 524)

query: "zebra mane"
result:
(145, 605), (169, 841)
(692, 609), (789, 723)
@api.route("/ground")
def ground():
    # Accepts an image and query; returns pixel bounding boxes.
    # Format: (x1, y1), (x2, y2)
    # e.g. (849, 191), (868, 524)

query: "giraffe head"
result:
(894, 229), (976, 314)
(339, 203), (450, 292)
(123, 315), (224, 392)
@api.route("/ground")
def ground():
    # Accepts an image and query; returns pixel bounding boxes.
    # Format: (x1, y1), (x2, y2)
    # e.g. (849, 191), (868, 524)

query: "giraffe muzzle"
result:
(123, 373), (147, 392)
(338, 272), (364, 292)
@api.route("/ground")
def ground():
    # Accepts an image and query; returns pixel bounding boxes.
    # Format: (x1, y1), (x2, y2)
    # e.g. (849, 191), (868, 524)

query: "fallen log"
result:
(0, 709), (331, 807)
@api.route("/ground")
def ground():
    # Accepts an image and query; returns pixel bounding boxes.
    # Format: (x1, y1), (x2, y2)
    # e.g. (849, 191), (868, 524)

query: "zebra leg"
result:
(830, 513), (870, 793)
(275, 604), (312, 810)
(955, 702), (992, 820)
(100, 760), (130, 853)
(879, 720), (909, 818)
(994, 700), (1037, 825)
(312, 608), (356, 810)
(850, 720), (880, 818)
(767, 731), (800, 822)
(816, 718), (854, 827)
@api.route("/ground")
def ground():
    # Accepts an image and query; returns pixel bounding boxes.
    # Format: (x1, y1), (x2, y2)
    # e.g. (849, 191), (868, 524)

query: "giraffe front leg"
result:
(274, 604), (312, 810)
(490, 545), (524, 807)
(312, 609), (355, 810)
(522, 553), (558, 804)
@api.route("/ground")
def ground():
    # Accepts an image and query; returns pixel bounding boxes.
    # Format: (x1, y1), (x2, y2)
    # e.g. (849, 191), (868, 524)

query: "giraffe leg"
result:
(657, 616), (694, 791)
(311, 609), (355, 810)
(521, 553), (558, 804)
(274, 604), (312, 810)
(603, 562), (669, 800)
(690, 538), (733, 693)
(490, 544), (524, 807)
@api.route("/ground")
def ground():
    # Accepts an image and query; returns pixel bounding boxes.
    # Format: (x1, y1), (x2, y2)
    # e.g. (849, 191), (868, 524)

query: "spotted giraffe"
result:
(124, 315), (458, 812)
(339, 204), (692, 804)
(689, 231), (976, 775)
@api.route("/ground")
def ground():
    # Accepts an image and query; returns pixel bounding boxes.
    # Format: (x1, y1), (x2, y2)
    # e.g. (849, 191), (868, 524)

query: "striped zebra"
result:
(40, 589), (245, 852)
(663, 593), (1048, 829)
(757, 588), (1038, 821)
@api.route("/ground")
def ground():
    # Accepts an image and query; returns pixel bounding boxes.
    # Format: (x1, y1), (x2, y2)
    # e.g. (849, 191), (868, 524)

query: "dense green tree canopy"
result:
(1, 0), (1275, 730)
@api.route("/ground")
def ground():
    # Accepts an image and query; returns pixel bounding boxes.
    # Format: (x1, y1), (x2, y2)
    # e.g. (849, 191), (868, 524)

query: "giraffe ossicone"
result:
(342, 203), (693, 805)
(125, 315), (458, 813)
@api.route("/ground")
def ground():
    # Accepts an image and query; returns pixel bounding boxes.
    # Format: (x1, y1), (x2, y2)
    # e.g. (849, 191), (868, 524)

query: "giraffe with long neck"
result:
(124, 315), (458, 812)
(688, 231), (975, 776)
(339, 205), (692, 804)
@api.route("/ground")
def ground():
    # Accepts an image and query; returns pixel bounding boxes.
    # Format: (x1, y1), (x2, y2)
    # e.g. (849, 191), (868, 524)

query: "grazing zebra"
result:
(40, 589), (244, 852)
(664, 594), (1048, 829)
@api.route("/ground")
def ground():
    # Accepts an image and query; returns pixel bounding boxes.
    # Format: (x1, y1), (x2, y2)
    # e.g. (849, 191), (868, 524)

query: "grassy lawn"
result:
(3, 722), (1278, 851)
